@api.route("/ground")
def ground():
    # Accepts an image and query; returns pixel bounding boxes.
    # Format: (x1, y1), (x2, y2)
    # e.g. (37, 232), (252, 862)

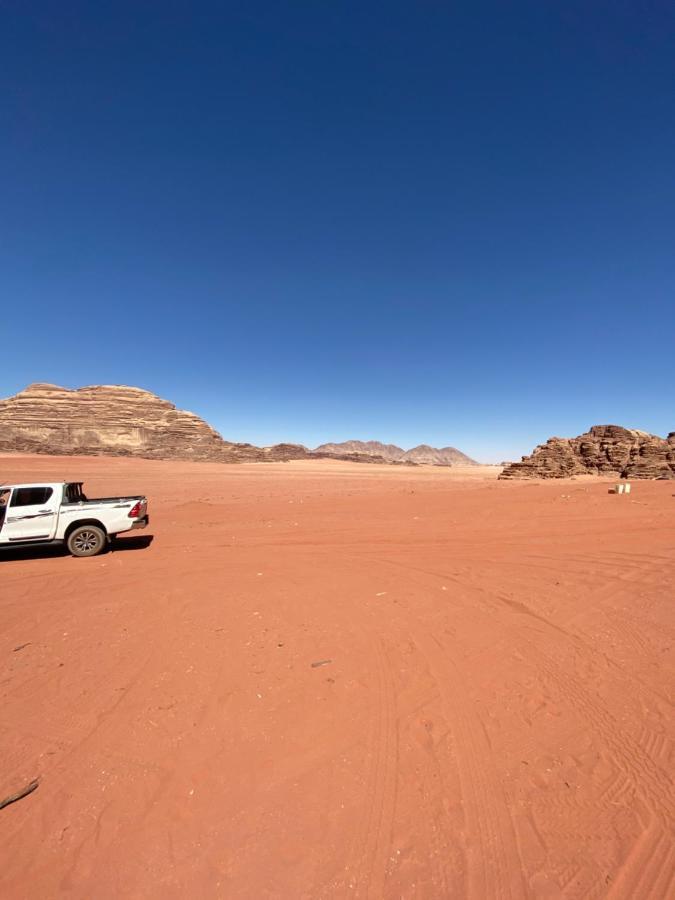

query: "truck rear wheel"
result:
(67, 525), (106, 557)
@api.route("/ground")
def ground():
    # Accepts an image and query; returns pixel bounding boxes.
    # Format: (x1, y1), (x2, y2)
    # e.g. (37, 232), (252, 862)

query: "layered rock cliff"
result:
(500, 425), (675, 480)
(0, 383), (312, 463)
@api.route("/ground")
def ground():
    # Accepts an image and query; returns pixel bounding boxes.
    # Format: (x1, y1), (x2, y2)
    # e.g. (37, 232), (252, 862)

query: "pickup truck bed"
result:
(61, 496), (146, 507)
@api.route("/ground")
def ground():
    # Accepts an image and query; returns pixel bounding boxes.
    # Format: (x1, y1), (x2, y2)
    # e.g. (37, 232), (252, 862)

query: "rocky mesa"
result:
(0, 383), (312, 463)
(314, 440), (477, 466)
(500, 425), (675, 480)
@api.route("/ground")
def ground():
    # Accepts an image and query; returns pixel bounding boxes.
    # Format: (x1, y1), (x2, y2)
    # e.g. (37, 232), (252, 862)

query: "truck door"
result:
(3, 486), (60, 542)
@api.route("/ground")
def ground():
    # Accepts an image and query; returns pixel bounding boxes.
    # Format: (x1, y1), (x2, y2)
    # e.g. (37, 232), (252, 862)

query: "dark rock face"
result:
(500, 425), (675, 480)
(0, 383), (313, 463)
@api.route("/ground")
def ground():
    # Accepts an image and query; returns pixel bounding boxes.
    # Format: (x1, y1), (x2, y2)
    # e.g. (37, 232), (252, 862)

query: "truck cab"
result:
(0, 483), (61, 543)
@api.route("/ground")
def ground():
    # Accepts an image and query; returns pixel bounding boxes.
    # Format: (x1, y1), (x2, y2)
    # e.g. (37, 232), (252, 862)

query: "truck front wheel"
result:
(67, 525), (106, 557)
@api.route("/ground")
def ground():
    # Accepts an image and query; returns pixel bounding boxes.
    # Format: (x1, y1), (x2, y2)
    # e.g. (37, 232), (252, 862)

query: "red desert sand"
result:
(0, 455), (673, 899)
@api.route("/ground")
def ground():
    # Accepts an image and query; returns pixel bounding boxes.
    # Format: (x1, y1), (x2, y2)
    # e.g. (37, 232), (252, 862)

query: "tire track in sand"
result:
(411, 628), (527, 899)
(606, 822), (675, 900)
(346, 638), (399, 899)
(361, 550), (674, 898)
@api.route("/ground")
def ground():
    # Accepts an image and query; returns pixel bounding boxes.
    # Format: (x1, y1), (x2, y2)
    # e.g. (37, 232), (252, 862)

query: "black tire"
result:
(67, 525), (106, 558)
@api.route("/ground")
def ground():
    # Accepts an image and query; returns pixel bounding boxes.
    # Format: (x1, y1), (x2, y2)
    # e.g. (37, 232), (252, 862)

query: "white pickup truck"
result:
(0, 482), (149, 557)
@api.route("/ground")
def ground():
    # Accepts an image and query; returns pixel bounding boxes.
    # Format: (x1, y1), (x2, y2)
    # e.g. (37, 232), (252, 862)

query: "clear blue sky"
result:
(2, 2), (674, 462)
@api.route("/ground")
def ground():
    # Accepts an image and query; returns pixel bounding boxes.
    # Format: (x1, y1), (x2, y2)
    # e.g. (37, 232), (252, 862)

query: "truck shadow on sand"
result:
(0, 534), (154, 562)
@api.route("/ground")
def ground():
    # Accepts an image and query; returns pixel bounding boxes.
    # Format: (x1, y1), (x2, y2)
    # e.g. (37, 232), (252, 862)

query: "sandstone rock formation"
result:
(0, 383), (312, 463)
(500, 425), (675, 480)
(314, 440), (477, 466)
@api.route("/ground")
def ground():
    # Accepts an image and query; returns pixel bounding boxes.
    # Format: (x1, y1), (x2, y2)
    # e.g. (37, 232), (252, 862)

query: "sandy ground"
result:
(0, 456), (673, 899)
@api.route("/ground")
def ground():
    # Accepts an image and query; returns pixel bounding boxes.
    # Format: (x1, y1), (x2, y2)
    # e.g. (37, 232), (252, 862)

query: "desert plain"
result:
(0, 455), (673, 899)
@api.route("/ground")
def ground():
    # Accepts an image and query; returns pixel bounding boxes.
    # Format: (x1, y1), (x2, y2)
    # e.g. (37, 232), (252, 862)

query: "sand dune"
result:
(0, 456), (673, 898)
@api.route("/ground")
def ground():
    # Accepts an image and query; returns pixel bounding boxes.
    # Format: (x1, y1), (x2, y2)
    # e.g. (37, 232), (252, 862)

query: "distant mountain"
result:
(314, 440), (478, 466)
(400, 444), (478, 466)
(314, 440), (405, 461)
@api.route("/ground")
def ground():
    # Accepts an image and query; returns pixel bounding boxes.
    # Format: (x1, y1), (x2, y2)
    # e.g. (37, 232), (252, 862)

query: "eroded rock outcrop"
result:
(500, 425), (675, 480)
(0, 383), (312, 463)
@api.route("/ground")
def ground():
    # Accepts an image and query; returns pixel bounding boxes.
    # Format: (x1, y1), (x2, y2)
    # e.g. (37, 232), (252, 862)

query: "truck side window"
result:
(65, 484), (84, 503)
(10, 487), (54, 507)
